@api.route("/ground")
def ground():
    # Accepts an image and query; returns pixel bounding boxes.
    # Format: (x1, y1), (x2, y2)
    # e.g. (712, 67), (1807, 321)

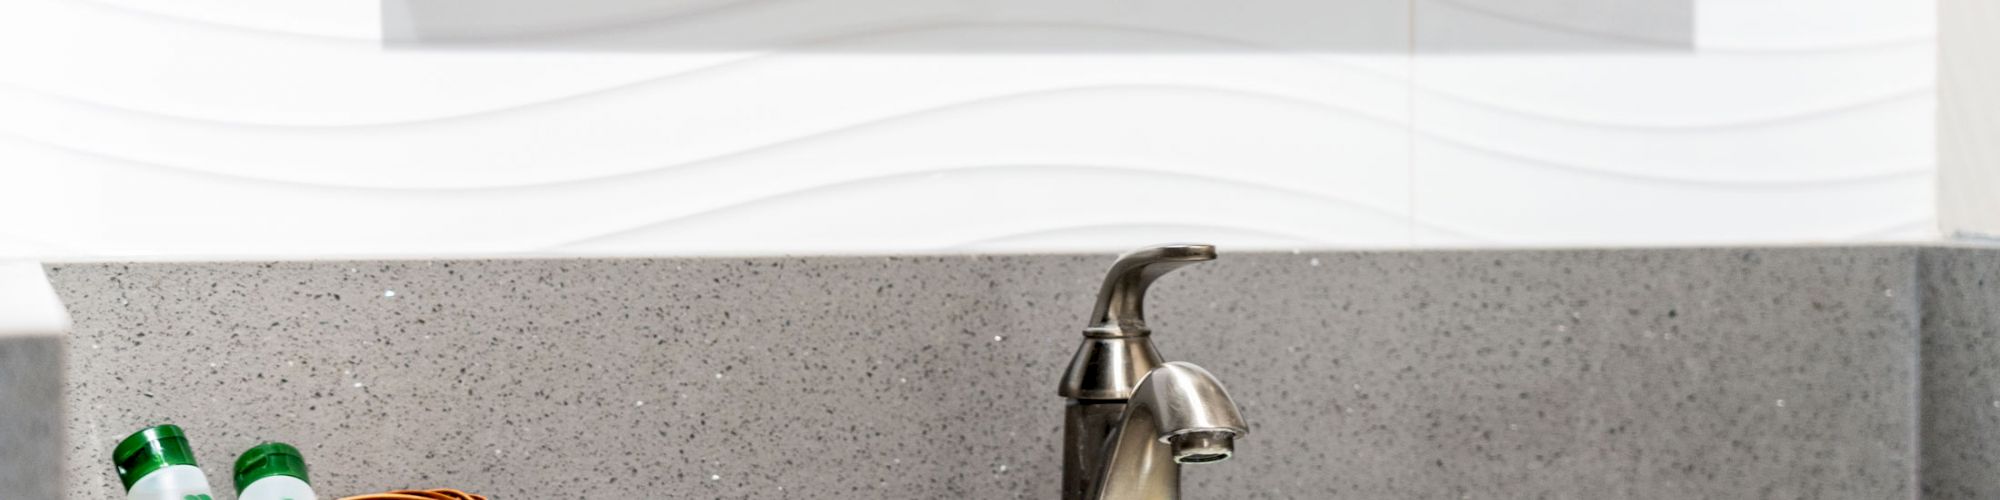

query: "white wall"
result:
(1941, 0), (2000, 239)
(0, 0), (1936, 259)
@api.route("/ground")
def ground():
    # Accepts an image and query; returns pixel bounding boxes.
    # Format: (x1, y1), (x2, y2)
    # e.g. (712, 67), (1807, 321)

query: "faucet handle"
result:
(1086, 243), (1216, 338)
(1062, 244), (1215, 400)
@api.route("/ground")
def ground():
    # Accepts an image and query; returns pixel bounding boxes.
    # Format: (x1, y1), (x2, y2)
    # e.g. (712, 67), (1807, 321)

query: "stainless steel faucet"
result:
(1060, 244), (1249, 500)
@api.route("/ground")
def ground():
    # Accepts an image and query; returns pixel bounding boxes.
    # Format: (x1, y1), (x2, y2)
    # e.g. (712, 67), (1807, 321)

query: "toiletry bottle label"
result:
(124, 464), (216, 500)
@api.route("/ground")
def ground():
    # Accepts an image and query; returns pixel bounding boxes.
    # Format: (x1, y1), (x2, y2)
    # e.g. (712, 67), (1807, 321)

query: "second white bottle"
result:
(233, 442), (318, 500)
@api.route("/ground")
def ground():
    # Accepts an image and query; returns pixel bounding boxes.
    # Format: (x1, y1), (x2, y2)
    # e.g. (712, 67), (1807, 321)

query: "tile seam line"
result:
(1910, 246), (1929, 500)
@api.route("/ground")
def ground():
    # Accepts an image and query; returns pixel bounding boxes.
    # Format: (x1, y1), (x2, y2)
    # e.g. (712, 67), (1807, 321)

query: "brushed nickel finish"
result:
(1058, 243), (1213, 401)
(1060, 244), (1248, 500)
(1086, 363), (1248, 500)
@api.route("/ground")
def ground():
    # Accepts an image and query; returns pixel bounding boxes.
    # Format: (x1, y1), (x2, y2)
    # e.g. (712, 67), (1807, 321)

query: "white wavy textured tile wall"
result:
(1412, 0), (1936, 245)
(0, 0), (1938, 259)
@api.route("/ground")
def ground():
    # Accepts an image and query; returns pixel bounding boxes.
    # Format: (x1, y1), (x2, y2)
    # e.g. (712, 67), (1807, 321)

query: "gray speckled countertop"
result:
(0, 333), (63, 500)
(21, 247), (2000, 499)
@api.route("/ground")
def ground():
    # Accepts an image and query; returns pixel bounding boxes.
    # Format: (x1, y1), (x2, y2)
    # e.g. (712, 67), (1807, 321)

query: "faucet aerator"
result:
(1169, 431), (1236, 464)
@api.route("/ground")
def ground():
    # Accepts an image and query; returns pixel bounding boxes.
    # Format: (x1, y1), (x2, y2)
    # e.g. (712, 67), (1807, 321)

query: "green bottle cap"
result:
(233, 442), (310, 494)
(112, 424), (201, 491)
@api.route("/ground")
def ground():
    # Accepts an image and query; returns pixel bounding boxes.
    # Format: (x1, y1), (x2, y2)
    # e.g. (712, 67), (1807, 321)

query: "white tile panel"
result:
(0, 0), (1941, 258)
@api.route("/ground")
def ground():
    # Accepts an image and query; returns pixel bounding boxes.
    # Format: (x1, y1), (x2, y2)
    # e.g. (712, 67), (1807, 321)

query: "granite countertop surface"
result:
(2, 246), (1994, 499)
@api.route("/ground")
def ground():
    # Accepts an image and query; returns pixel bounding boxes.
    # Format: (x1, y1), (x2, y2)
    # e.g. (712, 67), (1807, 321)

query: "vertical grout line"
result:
(1406, 0), (1419, 247)
(1909, 247), (1928, 500)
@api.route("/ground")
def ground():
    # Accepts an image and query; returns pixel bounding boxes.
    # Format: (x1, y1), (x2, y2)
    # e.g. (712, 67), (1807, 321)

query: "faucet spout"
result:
(1087, 362), (1247, 500)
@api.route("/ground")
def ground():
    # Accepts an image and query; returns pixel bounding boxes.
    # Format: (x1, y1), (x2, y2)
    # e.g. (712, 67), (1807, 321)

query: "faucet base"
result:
(1063, 400), (1126, 500)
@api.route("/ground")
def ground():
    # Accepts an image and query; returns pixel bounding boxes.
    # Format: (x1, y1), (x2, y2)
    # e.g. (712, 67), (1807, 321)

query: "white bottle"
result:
(234, 442), (319, 500)
(239, 475), (316, 500)
(113, 425), (217, 500)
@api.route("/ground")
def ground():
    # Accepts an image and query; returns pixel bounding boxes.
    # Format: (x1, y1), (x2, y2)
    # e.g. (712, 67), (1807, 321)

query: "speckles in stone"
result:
(383, 289), (397, 297)
(42, 249), (1941, 499)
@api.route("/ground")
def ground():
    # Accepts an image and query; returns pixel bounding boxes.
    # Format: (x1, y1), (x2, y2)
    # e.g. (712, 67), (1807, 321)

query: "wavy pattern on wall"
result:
(0, 0), (1937, 261)
(1409, 0), (1935, 245)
